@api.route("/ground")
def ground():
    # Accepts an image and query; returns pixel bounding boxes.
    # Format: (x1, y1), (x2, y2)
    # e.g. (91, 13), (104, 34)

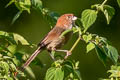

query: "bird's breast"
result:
(46, 31), (72, 51)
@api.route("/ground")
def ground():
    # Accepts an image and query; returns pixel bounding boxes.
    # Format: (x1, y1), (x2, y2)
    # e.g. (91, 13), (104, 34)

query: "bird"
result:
(19, 14), (77, 72)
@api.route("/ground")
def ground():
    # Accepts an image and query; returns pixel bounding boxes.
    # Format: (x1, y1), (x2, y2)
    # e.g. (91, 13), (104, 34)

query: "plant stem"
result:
(111, 77), (113, 80)
(116, 77), (118, 80)
(60, 29), (73, 38)
(69, 36), (81, 52)
(101, 0), (107, 6)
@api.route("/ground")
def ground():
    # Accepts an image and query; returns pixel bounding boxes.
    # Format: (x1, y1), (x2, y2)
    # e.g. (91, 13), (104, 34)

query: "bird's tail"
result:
(14, 46), (42, 76)
(22, 46), (42, 69)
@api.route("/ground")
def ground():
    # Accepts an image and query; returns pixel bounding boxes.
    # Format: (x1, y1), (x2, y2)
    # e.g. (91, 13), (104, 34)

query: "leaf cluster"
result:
(45, 60), (81, 80)
(6, 0), (59, 26)
(0, 31), (40, 80)
(100, 65), (120, 80)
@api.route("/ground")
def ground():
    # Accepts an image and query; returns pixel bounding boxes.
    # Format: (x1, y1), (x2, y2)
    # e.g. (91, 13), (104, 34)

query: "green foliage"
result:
(82, 34), (92, 43)
(0, 31), (30, 45)
(45, 60), (82, 80)
(6, 0), (31, 13)
(81, 9), (97, 32)
(82, 33), (119, 64)
(6, 0), (31, 24)
(0, 31), (39, 80)
(86, 42), (95, 53)
(15, 0), (31, 13)
(91, 4), (115, 24)
(95, 45), (107, 65)
(108, 65), (120, 78)
(45, 67), (64, 80)
(11, 11), (22, 25)
(25, 67), (36, 79)
(103, 45), (119, 64)
(31, 0), (43, 10)
(101, 65), (120, 80)
(7, 0), (59, 27)
(13, 33), (30, 45)
(76, 0), (118, 65)
(42, 8), (59, 27)
(102, 5), (115, 24)
(117, 0), (120, 8)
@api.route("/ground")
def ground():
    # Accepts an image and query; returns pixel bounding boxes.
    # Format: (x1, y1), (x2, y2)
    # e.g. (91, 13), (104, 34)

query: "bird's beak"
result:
(72, 16), (77, 20)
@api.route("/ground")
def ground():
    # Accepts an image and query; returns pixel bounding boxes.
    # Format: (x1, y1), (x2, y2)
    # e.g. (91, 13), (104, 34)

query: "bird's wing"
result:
(39, 27), (65, 47)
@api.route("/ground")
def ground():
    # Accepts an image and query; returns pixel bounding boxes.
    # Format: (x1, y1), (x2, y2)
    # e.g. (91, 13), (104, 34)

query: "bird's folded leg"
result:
(49, 51), (56, 60)
(55, 49), (72, 59)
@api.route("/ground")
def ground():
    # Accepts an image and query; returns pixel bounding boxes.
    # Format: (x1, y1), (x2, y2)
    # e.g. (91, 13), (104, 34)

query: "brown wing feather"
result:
(39, 27), (65, 47)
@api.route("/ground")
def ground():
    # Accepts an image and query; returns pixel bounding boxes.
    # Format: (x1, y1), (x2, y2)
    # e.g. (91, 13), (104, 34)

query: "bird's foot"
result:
(64, 51), (72, 59)
(53, 49), (72, 59)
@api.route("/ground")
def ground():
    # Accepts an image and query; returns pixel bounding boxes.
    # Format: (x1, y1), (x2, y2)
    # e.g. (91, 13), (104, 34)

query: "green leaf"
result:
(0, 31), (31, 45)
(99, 37), (108, 44)
(0, 45), (10, 53)
(14, 51), (24, 61)
(103, 45), (119, 64)
(31, 0), (43, 10)
(42, 8), (59, 27)
(0, 61), (9, 75)
(15, 0), (31, 13)
(5, 0), (15, 8)
(72, 27), (79, 34)
(108, 65), (120, 78)
(86, 42), (95, 53)
(102, 5), (115, 24)
(63, 61), (74, 77)
(6, 0), (31, 24)
(95, 45), (107, 65)
(45, 67), (64, 80)
(4, 76), (13, 80)
(117, 0), (120, 8)
(13, 33), (30, 45)
(8, 45), (16, 54)
(91, 4), (115, 24)
(12, 58), (20, 66)
(7, 45), (17, 57)
(75, 61), (79, 69)
(81, 9), (97, 31)
(0, 31), (9, 36)
(9, 62), (17, 71)
(82, 34), (92, 43)
(12, 11), (22, 24)
(74, 69), (82, 80)
(32, 57), (44, 67)
(91, 4), (100, 9)
(25, 67), (36, 79)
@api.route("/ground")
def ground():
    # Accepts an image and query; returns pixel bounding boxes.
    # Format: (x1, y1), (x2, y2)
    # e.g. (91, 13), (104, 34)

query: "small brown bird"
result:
(22, 14), (77, 70)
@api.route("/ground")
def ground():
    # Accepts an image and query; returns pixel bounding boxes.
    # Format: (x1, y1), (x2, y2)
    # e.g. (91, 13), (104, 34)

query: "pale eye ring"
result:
(66, 16), (72, 20)
(67, 16), (71, 19)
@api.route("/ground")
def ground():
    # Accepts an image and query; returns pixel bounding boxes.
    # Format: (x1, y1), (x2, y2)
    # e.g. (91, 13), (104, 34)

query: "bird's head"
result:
(56, 14), (77, 29)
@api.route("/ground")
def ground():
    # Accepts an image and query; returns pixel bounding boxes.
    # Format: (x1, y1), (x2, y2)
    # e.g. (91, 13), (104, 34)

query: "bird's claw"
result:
(64, 51), (72, 59)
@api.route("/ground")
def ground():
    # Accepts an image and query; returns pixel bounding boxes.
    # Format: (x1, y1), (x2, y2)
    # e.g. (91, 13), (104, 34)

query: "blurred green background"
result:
(0, 0), (120, 80)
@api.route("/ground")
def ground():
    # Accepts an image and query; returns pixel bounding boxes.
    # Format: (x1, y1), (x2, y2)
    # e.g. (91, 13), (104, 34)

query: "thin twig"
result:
(101, 0), (107, 6)
(69, 36), (81, 52)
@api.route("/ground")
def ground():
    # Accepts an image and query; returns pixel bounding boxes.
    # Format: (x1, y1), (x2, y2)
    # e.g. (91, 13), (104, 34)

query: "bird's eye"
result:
(66, 16), (72, 20)
(68, 16), (71, 18)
